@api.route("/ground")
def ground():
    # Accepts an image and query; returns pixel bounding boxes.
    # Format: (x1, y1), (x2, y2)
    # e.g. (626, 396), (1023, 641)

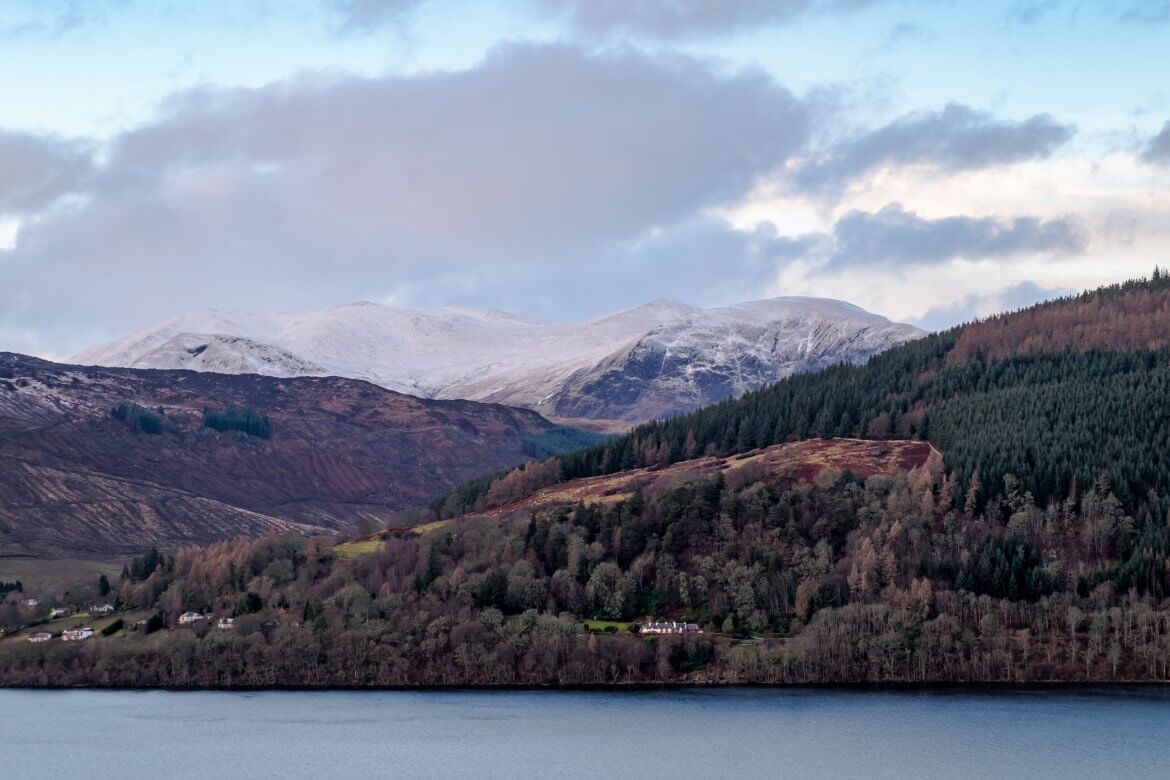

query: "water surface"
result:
(3, 687), (1166, 778)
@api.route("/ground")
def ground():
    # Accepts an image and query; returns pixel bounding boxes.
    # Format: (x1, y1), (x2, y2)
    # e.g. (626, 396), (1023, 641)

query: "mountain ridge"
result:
(74, 296), (925, 424)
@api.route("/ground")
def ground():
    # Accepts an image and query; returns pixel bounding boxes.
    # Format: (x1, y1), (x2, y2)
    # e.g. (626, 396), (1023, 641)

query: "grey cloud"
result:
(1142, 121), (1170, 165)
(367, 217), (791, 323)
(909, 281), (1074, 331)
(0, 130), (93, 217)
(782, 204), (1088, 270)
(529, 0), (894, 39)
(1, 43), (810, 353)
(327, 0), (913, 38)
(793, 103), (1075, 195)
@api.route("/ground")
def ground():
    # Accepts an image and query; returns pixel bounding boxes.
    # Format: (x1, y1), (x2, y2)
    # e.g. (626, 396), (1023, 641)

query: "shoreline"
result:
(4, 680), (1170, 693)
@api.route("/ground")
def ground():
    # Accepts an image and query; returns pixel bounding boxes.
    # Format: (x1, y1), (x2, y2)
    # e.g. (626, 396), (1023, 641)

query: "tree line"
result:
(7, 452), (1170, 686)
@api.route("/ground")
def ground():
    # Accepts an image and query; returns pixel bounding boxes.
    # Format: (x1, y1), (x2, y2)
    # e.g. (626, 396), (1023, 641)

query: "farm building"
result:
(178, 611), (208, 625)
(61, 628), (93, 641)
(639, 621), (702, 636)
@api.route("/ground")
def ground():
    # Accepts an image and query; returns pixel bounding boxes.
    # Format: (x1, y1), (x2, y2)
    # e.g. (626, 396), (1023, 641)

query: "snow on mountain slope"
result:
(547, 298), (924, 421)
(74, 296), (924, 423)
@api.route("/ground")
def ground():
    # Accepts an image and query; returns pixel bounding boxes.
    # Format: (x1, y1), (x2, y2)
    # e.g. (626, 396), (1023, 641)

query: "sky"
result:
(1, 0), (1169, 357)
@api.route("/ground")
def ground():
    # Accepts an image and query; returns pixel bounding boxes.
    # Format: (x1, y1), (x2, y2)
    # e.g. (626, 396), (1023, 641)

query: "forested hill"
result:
(434, 270), (1170, 519)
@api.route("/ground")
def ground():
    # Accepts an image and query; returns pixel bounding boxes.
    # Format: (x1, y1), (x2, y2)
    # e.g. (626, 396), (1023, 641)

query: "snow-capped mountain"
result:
(73, 297), (925, 424)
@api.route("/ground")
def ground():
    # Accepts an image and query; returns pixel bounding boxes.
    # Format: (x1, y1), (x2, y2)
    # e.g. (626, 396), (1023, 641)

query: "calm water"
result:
(2, 687), (1168, 778)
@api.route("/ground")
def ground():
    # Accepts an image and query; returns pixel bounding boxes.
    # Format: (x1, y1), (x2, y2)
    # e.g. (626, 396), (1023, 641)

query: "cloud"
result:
(325, 0), (915, 38)
(908, 280), (1073, 331)
(529, 0), (896, 39)
(1007, 0), (1064, 24)
(792, 103), (1075, 196)
(778, 204), (1088, 270)
(0, 43), (811, 353)
(328, 0), (427, 31)
(0, 130), (93, 217)
(0, 0), (125, 38)
(1117, 1), (1170, 23)
(1142, 121), (1170, 166)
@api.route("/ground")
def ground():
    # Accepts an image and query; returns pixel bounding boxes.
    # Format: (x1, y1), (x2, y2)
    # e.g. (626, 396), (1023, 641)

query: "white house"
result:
(61, 627), (94, 641)
(639, 621), (702, 636)
(24, 598), (38, 608)
(217, 617), (235, 630)
(27, 632), (51, 643)
(178, 611), (208, 625)
(49, 606), (73, 618)
(91, 604), (115, 614)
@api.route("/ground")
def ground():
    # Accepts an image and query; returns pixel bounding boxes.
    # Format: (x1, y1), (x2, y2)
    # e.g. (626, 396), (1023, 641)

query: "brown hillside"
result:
(947, 283), (1170, 365)
(459, 438), (935, 523)
(0, 352), (554, 557)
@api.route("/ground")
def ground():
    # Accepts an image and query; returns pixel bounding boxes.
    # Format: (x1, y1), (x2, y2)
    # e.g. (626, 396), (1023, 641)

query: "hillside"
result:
(73, 297), (923, 424)
(3, 435), (1167, 687)
(0, 353), (556, 558)
(436, 272), (1170, 518)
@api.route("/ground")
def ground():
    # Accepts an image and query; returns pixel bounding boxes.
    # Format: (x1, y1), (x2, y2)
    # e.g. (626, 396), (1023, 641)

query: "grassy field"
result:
(410, 520), (449, 536)
(332, 538), (384, 559)
(0, 557), (121, 595)
(2, 610), (146, 644)
(580, 620), (637, 634)
(331, 520), (450, 560)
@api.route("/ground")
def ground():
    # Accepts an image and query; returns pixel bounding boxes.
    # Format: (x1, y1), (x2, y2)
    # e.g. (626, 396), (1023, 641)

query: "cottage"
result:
(61, 627), (94, 641)
(178, 611), (208, 625)
(91, 604), (115, 614)
(49, 606), (73, 618)
(24, 598), (38, 608)
(27, 632), (52, 643)
(217, 617), (234, 630)
(639, 621), (702, 636)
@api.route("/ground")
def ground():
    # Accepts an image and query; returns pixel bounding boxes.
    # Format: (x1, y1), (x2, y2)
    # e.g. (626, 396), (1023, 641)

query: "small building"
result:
(639, 621), (703, 636)
(91, 604), (115, 614)
(217, 617), (234, 630)
(27, 632), (52, 643)
(24, 598), (38, 608)
(49, 606), (73, 619)
(61, 627), (94, 641)
(178, 611), (208, 625)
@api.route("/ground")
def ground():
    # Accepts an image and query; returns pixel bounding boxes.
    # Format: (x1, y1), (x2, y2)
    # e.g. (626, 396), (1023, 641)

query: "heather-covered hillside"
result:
(0, 353), (556, 557)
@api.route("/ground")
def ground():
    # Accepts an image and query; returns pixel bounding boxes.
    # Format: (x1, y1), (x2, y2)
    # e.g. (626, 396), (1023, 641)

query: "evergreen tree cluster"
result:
(521, 426), (609, 459)
(202, 406), (272, 438)
(110, 401), (167, 434)
(122, 547), (169, 583)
